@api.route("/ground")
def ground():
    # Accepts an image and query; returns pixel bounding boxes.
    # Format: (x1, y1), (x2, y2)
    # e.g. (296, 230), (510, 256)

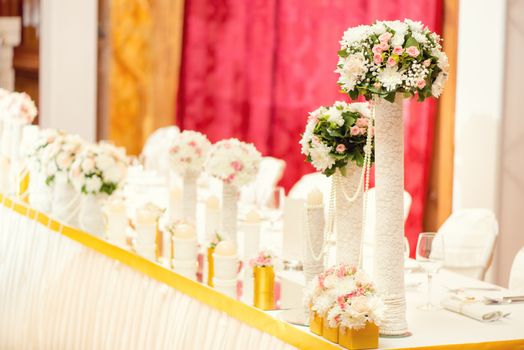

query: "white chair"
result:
(509, 247), (524, 290)
(140, 126), (180, 180)
(436, 208), (498, 280)
(288, 172), (331, 201)
(240, 156), (286, 207)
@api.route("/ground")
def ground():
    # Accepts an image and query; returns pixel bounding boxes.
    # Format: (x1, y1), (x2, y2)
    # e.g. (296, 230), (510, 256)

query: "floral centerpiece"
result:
(169, 130), (211, 222)
(304, 264), (383, 348)
(250, 250), (275, 310)
(336, 19), (449, 102)
(204, 138), (261, 242)
(70, 142), (128, 237)
(0, 91), (38, 124)
(300, 101), (373, 177)
(335, 20), (449, 336)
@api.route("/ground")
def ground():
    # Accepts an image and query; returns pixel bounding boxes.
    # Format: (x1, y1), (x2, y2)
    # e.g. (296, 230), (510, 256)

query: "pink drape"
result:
(178, 0), (442, 254)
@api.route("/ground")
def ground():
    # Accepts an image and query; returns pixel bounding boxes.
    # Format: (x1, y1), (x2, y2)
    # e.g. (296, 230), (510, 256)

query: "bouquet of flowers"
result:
(70, 142), (128, 196)
(41, 134), (84, 186)
(169, 130), (211, 176)
(204, 138), (261, 187)
(0, 91), (38, 124)
(336, 19), (449, 102)
(300, 101), (374, 176)
(304, 264), (383, 330)
(249, 250), (274, 268)
(24, 128), (64, 173)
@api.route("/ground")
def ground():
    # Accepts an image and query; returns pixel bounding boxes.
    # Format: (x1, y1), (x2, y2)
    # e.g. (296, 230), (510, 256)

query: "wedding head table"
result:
(1, 193), (523, 350)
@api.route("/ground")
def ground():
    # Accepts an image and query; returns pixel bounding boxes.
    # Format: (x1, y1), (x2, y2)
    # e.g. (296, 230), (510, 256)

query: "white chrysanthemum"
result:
(431, 72), (447, 98)
(312, 292), (336, 316)
(326, 106), (344, 126)
(336, 53), (368, 91)
(371, 22), (386, 35)
(341, 25), (371, 46)
(378, 67), (404, 91)
(411, 31), (428, 44)
(391, 34), (405, 47)
(436, 51), (449, 72)
(299, 120), (316, 155)
(385, 20), (408, 36)
(405, 19), (424, 32)
(309, 142), (335, 172)
(347, 102), (371, 119)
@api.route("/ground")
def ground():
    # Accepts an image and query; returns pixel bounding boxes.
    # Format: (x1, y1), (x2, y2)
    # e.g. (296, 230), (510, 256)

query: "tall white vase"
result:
(373, 95), (408, 335)
(304, 204), (325, 284)
(52, 180), (81, 226)
(182, 172), (197, 223)
(79, 194), (107, 237)
(221, 183), (238, 243)
(28, 170), (53, 213)
(335, 163), (363, 266)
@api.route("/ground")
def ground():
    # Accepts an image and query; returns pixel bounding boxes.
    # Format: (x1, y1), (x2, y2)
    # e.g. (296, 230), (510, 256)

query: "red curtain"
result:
(178, 0), (442, 254)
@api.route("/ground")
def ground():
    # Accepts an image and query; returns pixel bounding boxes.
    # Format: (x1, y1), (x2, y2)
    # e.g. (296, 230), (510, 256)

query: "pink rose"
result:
(373, 53), (383, 64)
(387, 57), (397, 67)
(336, 144), (346, 153)
(379, 42), (390, 51)
(356, 118), (368, 128)
(230, 160), (243, 171)
(423, 58), (431, 67)
(371, 45), (383, 54)
(188, 141), (197, 147)
(379, 32), (392, 43)
(350, 126), (360, 136)
(406, 46), (420, 57)
(416, 79), (426, 89)
(392, 46), (404, 55)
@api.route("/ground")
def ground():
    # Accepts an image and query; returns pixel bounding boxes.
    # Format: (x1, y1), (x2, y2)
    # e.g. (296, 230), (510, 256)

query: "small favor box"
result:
(322, 316), (339, 343)
(309, 310), (323, 336)
(338, 323), (379, 350)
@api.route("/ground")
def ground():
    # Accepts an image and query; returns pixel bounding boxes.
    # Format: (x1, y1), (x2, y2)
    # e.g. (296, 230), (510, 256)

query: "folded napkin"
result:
(441, 295), (506, 322)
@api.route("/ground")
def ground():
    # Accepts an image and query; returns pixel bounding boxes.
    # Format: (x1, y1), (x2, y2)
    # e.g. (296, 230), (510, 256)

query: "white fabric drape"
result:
(0, 205), (296, 350)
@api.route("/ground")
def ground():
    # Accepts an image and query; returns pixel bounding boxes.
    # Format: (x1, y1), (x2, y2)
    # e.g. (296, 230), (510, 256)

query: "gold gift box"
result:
(207, 247), (215, 287)
(338, 322), (379, 350)
(322, 316), (339, 343)
(253, 266), (275, 310)
(309, 310), (323, 336)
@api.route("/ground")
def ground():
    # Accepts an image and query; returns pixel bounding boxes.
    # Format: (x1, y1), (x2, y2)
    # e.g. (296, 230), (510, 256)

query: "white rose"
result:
(95, 153), (115, 171)
(391, 34), (405, 47)
(326, 107), (344, 126)
(81, 157), (96, 173)
(56, 151), (73, 170)
(411, 31), (428, 44)
(85, 176), (102, 193)
(372, 22), (386, 35)
(104, 165), (122, 183)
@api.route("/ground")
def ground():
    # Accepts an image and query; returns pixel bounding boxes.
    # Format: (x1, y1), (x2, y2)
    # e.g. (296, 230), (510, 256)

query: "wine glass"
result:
(262, 186), (285, 229)
(416, 232), (445, 311)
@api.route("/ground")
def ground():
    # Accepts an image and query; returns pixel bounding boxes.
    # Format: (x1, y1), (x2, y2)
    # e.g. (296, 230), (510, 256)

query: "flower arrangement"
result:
(24, 128), (64, 172)
(204, 138), (261, 187)
(41, 134), (84, 186)
(169, 130), (212, 176)
(300, 101), (374, 176)
(304, 264), (383, 330)
(208, 232), (223, 249)
(336, 19), (449, 102)
(249, 250), (274, 268)
(0, 91), (38, 124)
(70, 142), (128, 196)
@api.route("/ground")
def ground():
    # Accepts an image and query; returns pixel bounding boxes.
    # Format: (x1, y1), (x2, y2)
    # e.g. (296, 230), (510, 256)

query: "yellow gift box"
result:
(207, 247), (215, 287)
(253, 266), (275, 310)
(338, 322), (379, 350)
(309, 310), (323, 336)
(322, 316), (339, 343)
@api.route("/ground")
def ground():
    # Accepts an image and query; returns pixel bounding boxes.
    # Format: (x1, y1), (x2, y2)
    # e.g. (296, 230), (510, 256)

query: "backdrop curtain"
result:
(177, 0), (443, 255)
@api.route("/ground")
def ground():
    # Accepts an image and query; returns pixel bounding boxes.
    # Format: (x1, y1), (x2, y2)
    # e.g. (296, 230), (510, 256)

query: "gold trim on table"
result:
(1, 192), (524, 350)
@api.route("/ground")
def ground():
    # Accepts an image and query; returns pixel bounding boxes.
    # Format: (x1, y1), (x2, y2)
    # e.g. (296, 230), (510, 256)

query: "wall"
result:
(39, 0), (98, 142)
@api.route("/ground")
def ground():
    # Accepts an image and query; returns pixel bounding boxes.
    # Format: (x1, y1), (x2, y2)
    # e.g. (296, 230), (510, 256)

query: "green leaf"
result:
(404, 36), (419, 49)
(384, 92), (396, 103)
(45, 175), (55, 187)
(339, 166), (347, 177)
(348, 89), (360, 100)
(338, 49), (349, 58)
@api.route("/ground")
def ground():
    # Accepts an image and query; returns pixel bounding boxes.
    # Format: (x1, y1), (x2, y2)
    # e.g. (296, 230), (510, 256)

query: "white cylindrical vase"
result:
(304, 204), (325, 284)
(172, 236), (198, 261)
(373, 95), (408, 335)
(52, 180), (80, 226)
(78, 194), (107, 237)
(221, 183), (238, 243)
(213, 277), (237, 299)
(335, 164), (363, 266)
(182, 172), (198, 223)
(28, 170), (53, 213)
(213, 253), (239, 280)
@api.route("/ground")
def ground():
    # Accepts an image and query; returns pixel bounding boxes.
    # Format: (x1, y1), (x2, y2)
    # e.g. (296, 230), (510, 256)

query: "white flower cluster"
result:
(42, 134), (85, 185)
(304, 265), (384, 330)
(204, 138), (261, 188)
(300, 101), (372, 175)
(0, 89), (38, 125)
(169, 130), (211, 176)
(24, 128), (64, 173)
(70, 142), (128, 195)
(336, 19), (449, 101)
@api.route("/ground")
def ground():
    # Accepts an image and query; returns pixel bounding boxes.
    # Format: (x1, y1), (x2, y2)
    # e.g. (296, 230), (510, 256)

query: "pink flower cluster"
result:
(317, 264), (357, 290)
(249, 250), (274, 268)
(349, 117), (374, 137)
